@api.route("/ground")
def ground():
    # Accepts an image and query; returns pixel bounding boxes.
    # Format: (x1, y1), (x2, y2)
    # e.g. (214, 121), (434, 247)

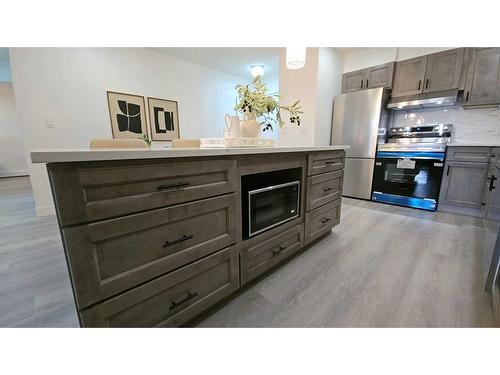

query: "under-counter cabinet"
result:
(438, 146), (496, 218)
(464, 47), (500, 107)
(41, 148), (347, 327)
(341, 62), (394, 94)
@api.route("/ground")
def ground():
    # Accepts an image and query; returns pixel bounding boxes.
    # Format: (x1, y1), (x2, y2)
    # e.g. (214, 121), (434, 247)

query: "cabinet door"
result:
(464, 48), (500, 107)
(486, 165), (500, 221)
(392, 56), (427, 97)
(366, 62), (394, 89)
(423, 48), (464, 93)
(341, 69), (367, 93)
(439, 161), (488, 212)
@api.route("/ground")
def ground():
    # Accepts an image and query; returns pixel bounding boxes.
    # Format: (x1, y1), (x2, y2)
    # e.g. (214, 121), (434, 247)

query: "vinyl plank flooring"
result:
(1, 177), (498, 327)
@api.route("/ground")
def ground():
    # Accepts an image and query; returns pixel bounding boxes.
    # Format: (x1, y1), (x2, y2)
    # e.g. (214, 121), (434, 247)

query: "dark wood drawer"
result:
(446, 146), (491, 163)
(79, 246), (239, 327)
(240, 224), (304, 285)
(305, 199), (341, 244)
(49, 158), (237, 226)
(308, 151), (345, 176)
(62, 194), (237, 309)
(306, 170), (343, 211)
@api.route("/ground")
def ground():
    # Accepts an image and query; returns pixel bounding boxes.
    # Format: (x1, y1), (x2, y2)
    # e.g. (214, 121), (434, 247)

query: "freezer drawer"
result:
(343, 158), (374, 200)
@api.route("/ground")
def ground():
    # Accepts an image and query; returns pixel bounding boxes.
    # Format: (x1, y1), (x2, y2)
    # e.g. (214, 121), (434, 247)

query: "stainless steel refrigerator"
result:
(330, 87), (389, 200)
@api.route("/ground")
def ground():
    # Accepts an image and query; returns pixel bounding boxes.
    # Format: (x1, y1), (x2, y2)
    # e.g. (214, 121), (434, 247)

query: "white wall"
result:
(0, 83), (28, 177)
(9, 48), (244, 215)
(343, 47), (452, 72)
(278, 47), (343, 147)
(315, 48), (343, 146)
(0, 60), (11, 82)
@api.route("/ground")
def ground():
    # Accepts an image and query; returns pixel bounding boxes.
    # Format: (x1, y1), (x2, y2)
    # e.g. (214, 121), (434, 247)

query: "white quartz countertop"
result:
(30, 145), (350, 163)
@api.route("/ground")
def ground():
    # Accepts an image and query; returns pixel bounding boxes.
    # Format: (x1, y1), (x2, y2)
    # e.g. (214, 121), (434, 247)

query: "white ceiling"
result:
(152, 47), (282, 79)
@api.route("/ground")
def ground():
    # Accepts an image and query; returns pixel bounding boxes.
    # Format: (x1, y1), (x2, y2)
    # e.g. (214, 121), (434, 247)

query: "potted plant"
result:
(234, 76), (303, 137)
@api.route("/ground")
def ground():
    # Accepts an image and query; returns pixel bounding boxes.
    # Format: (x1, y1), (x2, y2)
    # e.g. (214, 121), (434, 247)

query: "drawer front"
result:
(49, 158), (237, 226)
(79, 247), (239, 327)
(305, 199), (341, 244)
(306, 170), (343, 211)
(446, 147), (491, 162)
(240, 224), (304, 285)
(308, 151), (345, 176)
(62, 194), (237, 309)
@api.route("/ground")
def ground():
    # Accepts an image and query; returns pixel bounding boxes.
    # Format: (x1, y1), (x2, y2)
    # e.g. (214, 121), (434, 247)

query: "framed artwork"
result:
(147, 97), (180, 141)
(107, 91), (148, 139)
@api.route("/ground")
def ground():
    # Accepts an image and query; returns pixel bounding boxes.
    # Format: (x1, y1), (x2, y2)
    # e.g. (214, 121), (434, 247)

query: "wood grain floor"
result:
(1, 177), (498, 327)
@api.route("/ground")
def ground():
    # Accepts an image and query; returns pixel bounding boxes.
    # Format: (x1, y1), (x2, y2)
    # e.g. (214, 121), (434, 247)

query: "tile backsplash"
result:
(392, 106), (500, 143)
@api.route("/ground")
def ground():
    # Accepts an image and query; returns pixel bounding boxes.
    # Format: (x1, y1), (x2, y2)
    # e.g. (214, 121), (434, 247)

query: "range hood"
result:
(387, 89), (459, 110)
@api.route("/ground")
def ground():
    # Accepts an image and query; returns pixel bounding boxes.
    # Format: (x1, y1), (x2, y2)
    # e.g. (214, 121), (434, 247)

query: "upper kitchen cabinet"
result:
(392, 49), (465, 97)
(392, 56), (427, 97)
(463, 47), (500, 107)
(366, 62), (394, 90)
(423, 48), (464, 93)
(341, 69), (367, 93)
(341, 62), (394, 94)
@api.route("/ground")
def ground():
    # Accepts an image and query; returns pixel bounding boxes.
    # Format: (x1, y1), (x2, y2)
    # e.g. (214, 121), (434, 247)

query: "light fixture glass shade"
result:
(286, 47), (306, 70)
(250, 65), (265, 78)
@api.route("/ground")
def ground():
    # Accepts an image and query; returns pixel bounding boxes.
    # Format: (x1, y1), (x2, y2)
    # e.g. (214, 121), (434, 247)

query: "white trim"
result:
(35, 205), (55, 216)
(0, 170), (29, 178)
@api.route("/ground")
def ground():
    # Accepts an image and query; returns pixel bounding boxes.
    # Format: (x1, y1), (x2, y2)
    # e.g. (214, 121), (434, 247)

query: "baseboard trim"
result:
(36, 205), (56, 216)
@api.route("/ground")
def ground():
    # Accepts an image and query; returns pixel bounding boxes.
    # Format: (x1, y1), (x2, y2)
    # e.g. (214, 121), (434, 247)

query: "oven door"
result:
(248, 181), (300, 237)
(371, 151), (445, 211)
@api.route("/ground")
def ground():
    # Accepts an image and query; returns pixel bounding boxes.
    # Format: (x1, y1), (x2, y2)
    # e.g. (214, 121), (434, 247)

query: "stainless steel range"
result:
(371, 124), (452, 211)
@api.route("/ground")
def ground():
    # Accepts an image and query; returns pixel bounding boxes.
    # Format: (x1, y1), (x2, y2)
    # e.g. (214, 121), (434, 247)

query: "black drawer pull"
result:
(272, 245), (287, 256)
(366, 79), (369, 88)
(321, 217), (331, 224)
(489, 175), (497, 191)
(465, 91), (470, 102)
(157, 181), (190, 191)
(418, 80), (421, 90)
(360, 80), (363, 89)
(446, 165), (450, 175)
(425, 78), (429, 89)
(169, 292), (198, 310)
(163, 234), (193, 248)
(325, 160), (339, 165)
(323, 187), (334, 192)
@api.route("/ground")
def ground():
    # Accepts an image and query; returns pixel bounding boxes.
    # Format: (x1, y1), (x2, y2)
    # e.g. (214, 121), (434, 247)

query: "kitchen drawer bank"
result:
(41, 148), (347, 327)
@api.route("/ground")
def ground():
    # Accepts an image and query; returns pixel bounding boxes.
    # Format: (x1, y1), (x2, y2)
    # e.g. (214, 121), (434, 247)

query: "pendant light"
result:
(286, 47), (306, 70)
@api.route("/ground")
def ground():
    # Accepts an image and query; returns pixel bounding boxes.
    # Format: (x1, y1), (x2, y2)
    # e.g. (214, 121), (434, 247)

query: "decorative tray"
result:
(200, 137), (275, 148)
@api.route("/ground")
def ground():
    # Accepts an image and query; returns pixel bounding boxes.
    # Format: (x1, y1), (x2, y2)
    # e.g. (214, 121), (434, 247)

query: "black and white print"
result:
(107, 91), (148, 139)
(147, 97), (180, 141)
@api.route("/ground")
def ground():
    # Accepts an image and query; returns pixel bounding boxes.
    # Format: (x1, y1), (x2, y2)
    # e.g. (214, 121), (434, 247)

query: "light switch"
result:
(44, 118), (54, 128)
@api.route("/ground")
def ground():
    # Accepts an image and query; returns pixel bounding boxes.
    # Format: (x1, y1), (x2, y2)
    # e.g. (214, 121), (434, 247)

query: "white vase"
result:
(240, 113), (261, 138)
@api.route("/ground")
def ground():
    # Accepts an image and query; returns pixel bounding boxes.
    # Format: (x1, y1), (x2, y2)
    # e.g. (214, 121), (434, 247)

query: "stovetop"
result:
(378, 124), (452, 153)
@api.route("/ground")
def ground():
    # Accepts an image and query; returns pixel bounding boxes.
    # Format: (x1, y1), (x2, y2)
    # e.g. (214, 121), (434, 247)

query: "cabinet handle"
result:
(360, 80), (364, 89)
(325, 160), (339, 165)
(446, 165), (450, 175)
(425, 78), (429, 89)
(169, 292), (198, 310)
(465, 91), (470, 102)
(321, 217), (331, 224)
(366, 79), (369, 88)
(418, 80), (422, 90)
(489, 175), (497, 191)
(272, 245), (287, 256)
(163, 234), (193, 248)
(157, 181), (190, 191)
(323, 187), (334, 192)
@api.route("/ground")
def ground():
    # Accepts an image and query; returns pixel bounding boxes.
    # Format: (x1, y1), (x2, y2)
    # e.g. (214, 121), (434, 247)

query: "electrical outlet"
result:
(44, 119), (54, 128)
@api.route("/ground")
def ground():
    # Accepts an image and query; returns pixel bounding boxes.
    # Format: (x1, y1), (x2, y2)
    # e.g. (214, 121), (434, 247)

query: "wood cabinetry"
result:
(47, 149), (346, 327)
(392, 49), (464, 97)
(341, 62), (394, 94)
(438, 147), (490, 217)
(392, 56), (427, 97)
(464, 47), (500, 107)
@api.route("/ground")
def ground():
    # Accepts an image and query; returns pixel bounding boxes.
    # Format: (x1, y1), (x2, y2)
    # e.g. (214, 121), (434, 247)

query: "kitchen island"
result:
(31, 146), (349, 327)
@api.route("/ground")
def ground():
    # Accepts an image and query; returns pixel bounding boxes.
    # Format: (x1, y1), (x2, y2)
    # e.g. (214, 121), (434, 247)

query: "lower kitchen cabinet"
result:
(80, 246), (239, 327)
(438, 161), (488, 217)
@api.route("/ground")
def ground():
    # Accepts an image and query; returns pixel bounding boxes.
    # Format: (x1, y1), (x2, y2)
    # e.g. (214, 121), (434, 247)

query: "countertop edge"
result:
(30, 146), (350, 164)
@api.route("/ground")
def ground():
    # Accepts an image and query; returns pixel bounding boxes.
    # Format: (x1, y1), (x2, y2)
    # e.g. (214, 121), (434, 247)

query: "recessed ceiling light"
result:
(250, 65), (265, 78)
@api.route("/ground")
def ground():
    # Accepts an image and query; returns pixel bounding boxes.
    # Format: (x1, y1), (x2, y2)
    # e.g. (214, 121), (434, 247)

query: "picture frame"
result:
(107, 91), (148, 139)
(147, 97), (180, 141)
